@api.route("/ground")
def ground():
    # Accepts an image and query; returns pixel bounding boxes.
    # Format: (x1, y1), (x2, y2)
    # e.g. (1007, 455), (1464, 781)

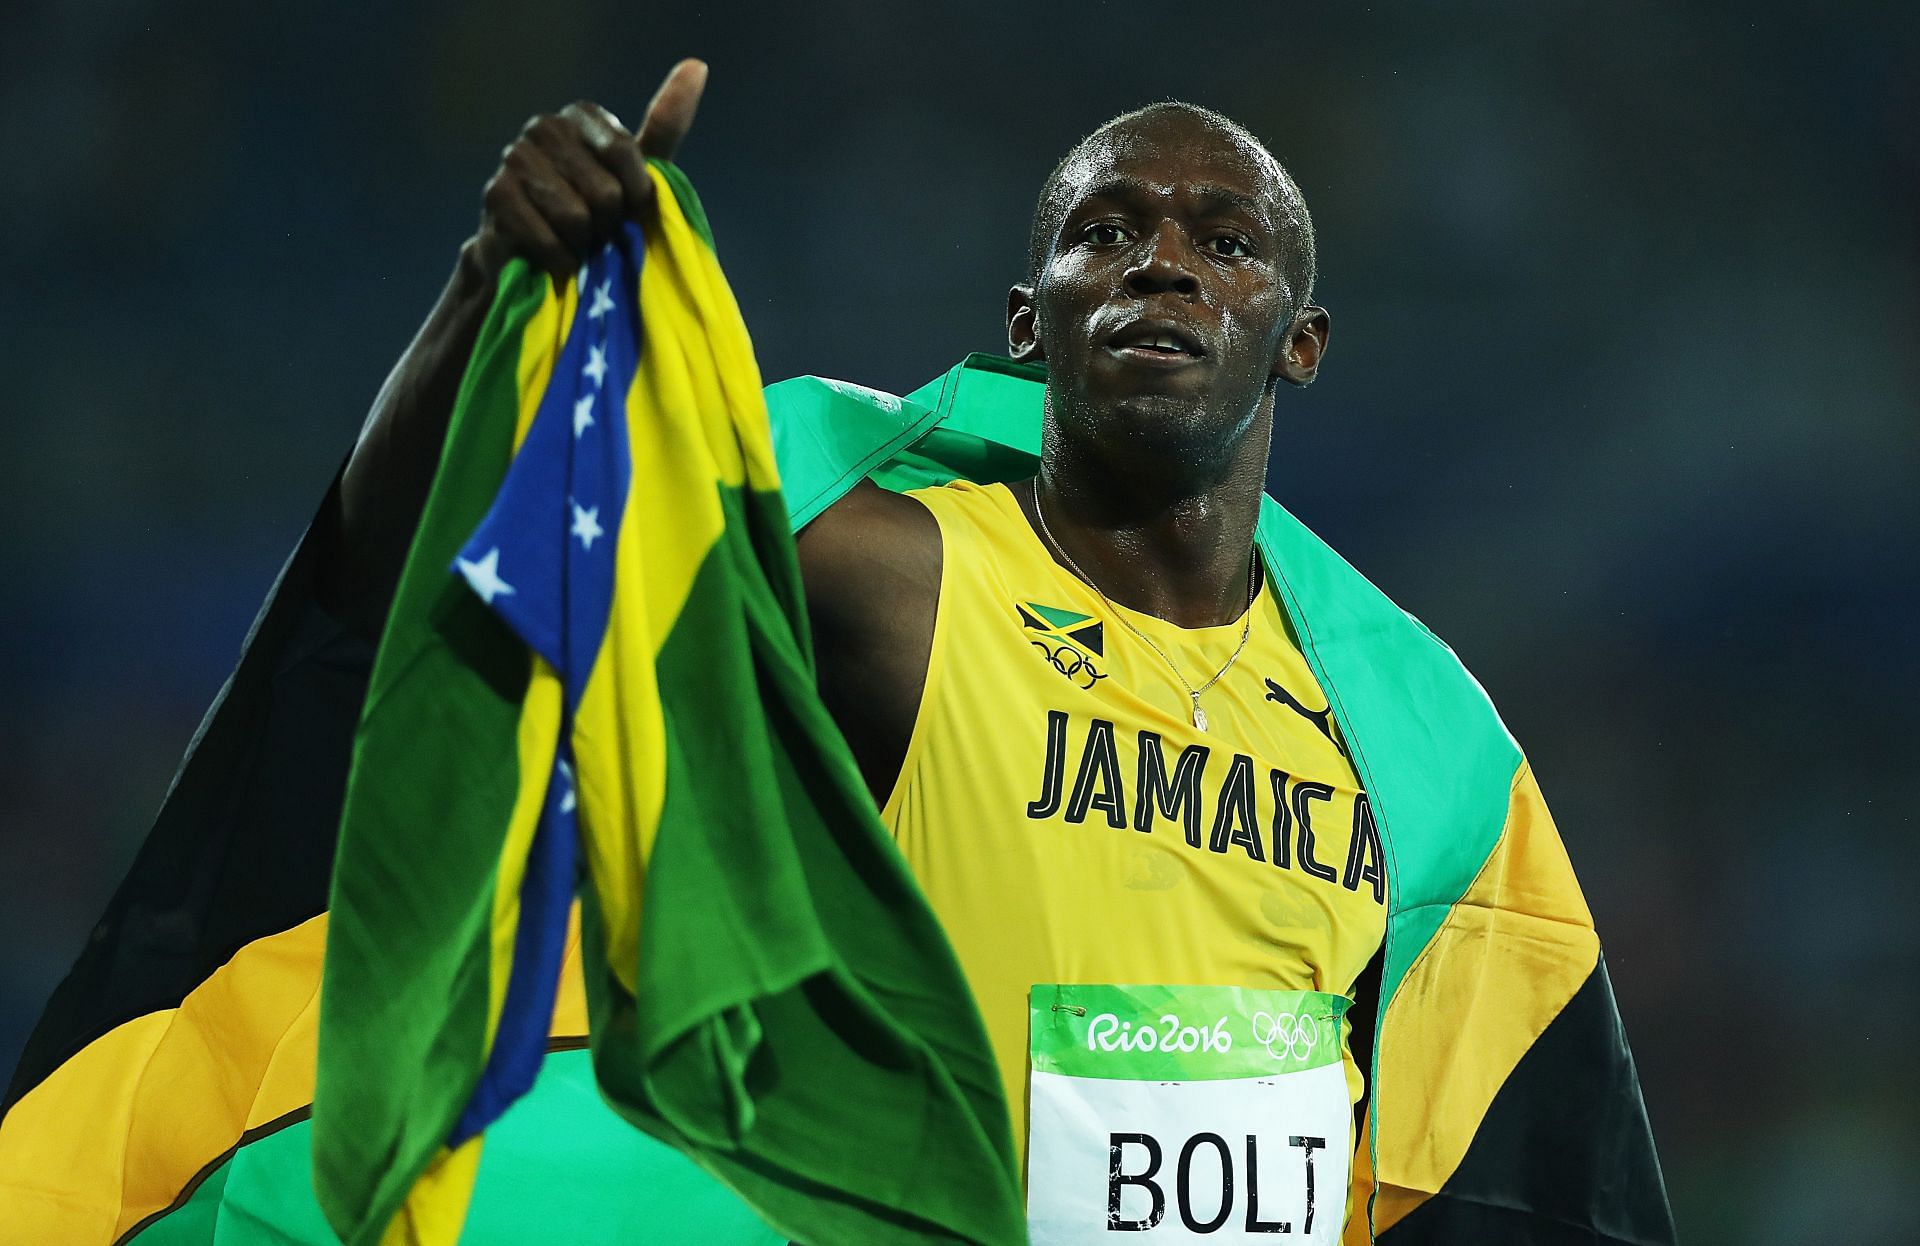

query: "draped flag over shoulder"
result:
(313, 161), (1025, 1246)
(2, 167), (1668, 1245)
(766, 355), (1677, 1246)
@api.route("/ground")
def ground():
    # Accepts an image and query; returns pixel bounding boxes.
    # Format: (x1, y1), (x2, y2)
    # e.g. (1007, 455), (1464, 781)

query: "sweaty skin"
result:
(799, 106), (1329, 798)
(315, 72), (1378, 1188)
(319, 65), (1329, 807)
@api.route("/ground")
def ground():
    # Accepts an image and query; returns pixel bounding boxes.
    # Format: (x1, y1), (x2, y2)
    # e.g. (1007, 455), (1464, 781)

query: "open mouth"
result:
(1105, 321), (1207, 366)
(1107, 340), (1206, 367)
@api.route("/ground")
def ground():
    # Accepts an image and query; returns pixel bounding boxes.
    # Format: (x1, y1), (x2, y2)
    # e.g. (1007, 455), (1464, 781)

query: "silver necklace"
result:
(1029, 479), (1258, 732)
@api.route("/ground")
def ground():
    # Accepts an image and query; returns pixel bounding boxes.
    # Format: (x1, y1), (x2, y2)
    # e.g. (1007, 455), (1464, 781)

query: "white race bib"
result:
(1027, 985), (1352, 1245)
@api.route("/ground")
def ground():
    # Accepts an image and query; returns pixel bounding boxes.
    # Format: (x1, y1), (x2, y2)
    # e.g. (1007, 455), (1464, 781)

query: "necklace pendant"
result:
(1191, 699), (1209, 732)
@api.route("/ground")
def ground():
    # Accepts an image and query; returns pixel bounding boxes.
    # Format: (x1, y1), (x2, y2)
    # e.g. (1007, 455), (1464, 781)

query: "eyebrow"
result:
(1070, 175), (1275, 230)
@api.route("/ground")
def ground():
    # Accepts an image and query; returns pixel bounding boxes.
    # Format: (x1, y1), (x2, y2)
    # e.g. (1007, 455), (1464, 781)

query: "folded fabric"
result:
(313, 162), (1024, 1246)
(1, 179), (1672, 1246)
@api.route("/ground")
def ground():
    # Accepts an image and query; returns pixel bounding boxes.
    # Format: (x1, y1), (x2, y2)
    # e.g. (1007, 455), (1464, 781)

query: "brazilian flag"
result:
(313, 161), (1021, 1245)
(0, 164), (1023, 1246)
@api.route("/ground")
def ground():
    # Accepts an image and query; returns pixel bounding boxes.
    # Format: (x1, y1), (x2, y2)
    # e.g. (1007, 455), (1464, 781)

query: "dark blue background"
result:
(3, 2), (1913, 1238)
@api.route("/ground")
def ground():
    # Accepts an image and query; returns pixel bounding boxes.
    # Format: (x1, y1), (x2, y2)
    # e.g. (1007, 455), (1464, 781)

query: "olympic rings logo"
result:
(1032, 638), (1107, 689)
(1249, 1011), (1320, 1061)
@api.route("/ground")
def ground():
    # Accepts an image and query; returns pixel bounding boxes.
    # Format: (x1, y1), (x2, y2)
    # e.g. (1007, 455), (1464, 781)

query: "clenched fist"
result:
(468, 58), (708, 281)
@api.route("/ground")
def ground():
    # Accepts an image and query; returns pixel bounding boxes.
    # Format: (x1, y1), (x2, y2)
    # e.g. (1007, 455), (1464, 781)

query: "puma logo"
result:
(1264, 678), (1349, 758)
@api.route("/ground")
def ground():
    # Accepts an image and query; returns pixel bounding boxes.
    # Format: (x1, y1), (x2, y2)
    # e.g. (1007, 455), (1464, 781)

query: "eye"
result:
(1082, 221), (1128, 246)
(1207, 234), (1254, 258)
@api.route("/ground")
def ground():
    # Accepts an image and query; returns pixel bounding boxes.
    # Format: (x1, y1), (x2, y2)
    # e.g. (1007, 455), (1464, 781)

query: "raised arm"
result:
(317, 60), (941, 808)
(319, 60), (709, 639)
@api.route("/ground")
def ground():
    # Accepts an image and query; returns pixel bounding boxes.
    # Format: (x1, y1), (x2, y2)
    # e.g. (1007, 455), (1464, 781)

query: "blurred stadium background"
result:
(2, 2), (1913, 1239)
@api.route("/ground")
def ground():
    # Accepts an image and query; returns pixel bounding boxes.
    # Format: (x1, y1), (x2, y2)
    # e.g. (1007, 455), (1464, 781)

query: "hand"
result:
(325, 59), (705, 637)
(468, 58), (708, 281)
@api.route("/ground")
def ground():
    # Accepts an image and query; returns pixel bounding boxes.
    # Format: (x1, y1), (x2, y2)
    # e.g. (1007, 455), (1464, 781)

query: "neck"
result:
(1027, 403), (1271, 629)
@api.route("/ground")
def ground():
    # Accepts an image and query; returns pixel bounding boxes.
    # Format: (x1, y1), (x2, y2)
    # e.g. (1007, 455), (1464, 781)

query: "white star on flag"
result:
(557, 758), (577, 814)
(570, 501), (604, 550)
(583, 343), (608, 387)
(455, 547), (515, 604)
(573, 394), (595, 437)
(587, 277), (615, 320)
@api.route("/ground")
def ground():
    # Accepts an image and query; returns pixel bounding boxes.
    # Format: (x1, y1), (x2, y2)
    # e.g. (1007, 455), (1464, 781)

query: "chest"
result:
(891, 565), (1388, 988)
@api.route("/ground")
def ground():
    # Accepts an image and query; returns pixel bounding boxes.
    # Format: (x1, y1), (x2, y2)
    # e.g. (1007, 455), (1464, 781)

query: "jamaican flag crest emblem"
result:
(1018, 601), (1107, 688)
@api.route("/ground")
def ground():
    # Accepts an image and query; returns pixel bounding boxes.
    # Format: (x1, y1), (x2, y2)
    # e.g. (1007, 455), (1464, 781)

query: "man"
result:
(6, 58), (1671, 1245)
(327, 50), (1371, 1208)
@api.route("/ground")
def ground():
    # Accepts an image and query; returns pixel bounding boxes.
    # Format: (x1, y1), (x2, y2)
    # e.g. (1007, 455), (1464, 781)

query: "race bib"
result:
(1027, 985), (1352, 1244)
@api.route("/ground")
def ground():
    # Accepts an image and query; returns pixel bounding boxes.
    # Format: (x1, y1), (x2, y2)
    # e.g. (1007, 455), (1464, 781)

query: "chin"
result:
(1048, 367), (1260, 474)
(1098, 395), (1244, 470)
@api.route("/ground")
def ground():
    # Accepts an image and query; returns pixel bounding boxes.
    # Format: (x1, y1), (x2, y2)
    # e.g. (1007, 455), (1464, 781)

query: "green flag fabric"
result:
(313, 166), (1022, 1245)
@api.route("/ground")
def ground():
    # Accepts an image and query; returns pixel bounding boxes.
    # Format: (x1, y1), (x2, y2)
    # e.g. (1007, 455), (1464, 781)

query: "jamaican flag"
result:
(313, 162), (1021, 1245)
(767, 355), (1678, 1245)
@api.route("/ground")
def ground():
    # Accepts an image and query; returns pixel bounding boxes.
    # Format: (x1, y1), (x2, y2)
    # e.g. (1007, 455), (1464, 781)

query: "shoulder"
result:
(794, 480), (940, 622)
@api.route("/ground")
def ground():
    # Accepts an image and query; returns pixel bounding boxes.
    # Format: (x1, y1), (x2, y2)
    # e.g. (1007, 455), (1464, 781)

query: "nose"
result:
(1121, 220), (1201, 300)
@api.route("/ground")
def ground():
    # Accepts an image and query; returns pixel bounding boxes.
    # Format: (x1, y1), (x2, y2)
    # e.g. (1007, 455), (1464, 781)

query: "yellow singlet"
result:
(883, 480), (1388, 1160)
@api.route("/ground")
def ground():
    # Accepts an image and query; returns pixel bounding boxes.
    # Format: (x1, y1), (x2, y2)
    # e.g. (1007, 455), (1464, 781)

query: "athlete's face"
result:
(1009, 113), (1328, 472)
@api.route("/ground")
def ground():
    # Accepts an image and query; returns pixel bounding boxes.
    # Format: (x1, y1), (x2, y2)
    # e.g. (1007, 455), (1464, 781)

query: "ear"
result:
(1007, 283), (1045, 363)
(1272, 304), (1330, 387)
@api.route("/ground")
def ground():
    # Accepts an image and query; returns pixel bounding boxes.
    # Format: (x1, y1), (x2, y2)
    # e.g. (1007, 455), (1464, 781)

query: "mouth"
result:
(1104, 319), (1208, 369)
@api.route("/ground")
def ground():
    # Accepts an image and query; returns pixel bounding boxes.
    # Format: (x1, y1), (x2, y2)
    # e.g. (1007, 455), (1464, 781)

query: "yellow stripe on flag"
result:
(0, 912), (592, 1244)
(513, 280), (576, 452)
(0, 917), (327, 1242)
(394, 654), (565, 1240)
(1345, 760), (1598, 1241)
(481, 660), (566, 1044)
(380, 1136), (486, 1246)
(653, 179), (781, 494)
(570, 164), (776, 990)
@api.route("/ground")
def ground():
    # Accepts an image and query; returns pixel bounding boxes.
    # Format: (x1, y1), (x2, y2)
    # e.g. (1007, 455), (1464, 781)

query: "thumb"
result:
(637, 58), (708, 162)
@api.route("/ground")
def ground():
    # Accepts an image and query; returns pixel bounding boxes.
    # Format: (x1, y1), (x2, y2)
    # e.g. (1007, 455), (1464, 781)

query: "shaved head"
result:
(1026, 102), (1316, 313)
